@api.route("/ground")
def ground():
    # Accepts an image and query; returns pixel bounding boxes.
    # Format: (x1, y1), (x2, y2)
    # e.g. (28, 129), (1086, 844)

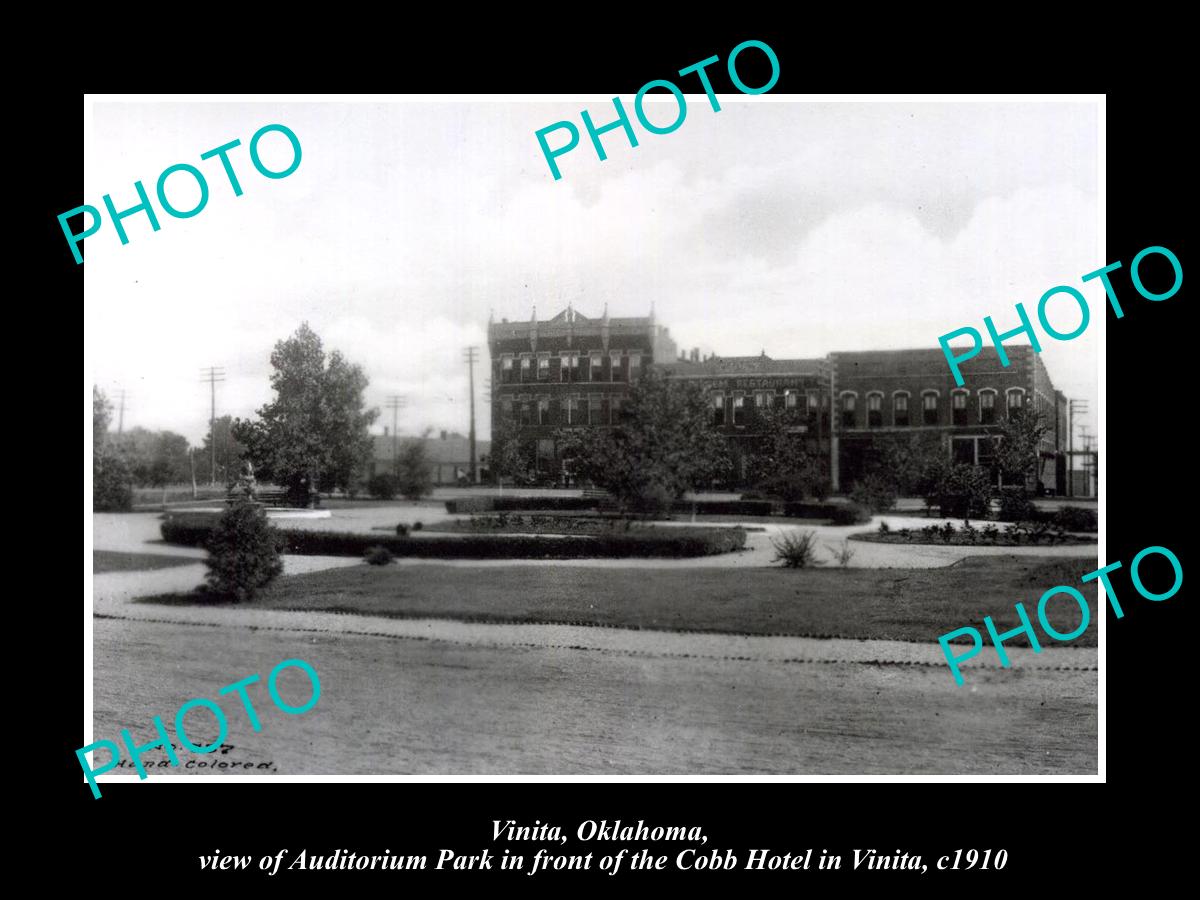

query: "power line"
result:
(200, 367), (226, 486)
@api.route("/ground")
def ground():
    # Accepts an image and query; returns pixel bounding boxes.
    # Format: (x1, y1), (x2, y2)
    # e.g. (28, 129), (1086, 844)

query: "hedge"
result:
(161, 519), (747, 559)
(670, 500), (775, 516)
(444, 496), (599, 514)
(780, 501), (871, 524)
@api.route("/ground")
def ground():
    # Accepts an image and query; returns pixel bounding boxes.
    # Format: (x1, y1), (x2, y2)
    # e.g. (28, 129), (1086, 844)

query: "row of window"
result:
(500, 396), (623, 426)
(711, 390), (819, 426)
(500, 351), (642, 384)
(839, 387), (1023, 428)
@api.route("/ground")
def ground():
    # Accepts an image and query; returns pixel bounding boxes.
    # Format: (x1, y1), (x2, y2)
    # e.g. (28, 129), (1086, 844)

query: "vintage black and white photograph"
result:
(85, 96), (1101, 785)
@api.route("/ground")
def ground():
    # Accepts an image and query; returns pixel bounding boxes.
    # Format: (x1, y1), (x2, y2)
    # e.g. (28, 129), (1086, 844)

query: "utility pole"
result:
(1067, 399), (1088, 498)
(464, 346), (479, 483)
(385, 395), (406, 475)
(200, 367), (226, 486)
(115, 388), (127, 436)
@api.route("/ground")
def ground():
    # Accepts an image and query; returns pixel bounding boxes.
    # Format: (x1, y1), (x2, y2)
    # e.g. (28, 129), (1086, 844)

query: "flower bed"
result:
(852, 520), (1096, 547)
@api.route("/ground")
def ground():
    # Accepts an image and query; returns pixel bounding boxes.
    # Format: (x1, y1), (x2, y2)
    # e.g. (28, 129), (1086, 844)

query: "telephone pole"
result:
(1067, 399), (1088, 498)
(200, 367), (226, 486)
(115, 388), (127, 435)
(464, 346), (479, 483)
(385, 395), (406, 475)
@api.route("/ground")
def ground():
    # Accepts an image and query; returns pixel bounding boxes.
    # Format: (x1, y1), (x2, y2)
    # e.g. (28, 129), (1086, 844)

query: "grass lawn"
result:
(94, 551), (200, 573)
(138, 555), (1095, 646)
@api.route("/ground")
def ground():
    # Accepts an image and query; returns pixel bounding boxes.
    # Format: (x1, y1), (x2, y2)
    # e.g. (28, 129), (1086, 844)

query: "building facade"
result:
(654, 351), (832, 482)
(829, 346), (1068, 494)
(489, 309), (1072, 495)
(489, 305), (677, 474)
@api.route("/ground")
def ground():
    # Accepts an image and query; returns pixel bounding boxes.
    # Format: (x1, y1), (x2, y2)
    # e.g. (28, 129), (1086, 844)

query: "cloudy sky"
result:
(85, 98), (1100, 446)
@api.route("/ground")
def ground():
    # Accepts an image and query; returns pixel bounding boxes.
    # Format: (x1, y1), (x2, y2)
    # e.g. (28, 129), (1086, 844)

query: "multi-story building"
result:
(655, 350), (832, 482)
(829, 346), (1068, 494)
(489, 309), (1073, 494)
(488, 305), (676, 474)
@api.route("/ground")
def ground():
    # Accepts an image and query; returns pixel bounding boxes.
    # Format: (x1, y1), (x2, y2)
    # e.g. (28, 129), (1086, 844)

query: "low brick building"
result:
(367, 431), (491, 486)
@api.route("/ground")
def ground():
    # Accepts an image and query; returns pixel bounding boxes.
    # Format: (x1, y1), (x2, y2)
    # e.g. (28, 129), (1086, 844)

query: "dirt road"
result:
(91, 613), (1096, 779)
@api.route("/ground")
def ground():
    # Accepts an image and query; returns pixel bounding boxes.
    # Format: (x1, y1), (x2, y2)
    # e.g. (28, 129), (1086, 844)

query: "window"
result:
(980, 390), (996, 425)
(807, 393), (819, 412)
(952, 390), (968, 426)
(519, 356), (531, 382)
(560, 353), (572, 382)
(501, 355), (514, 384)
(785, 391), (798, 409)
(609, 396), (621, 424)
(952, 436), (976, 466)
(537, 355), (550, 381)
(867, 393), (882, 428)
(733, 394), (746, 425)
(610, 352), (624, 381)
(629, 352), (642, 377)
(922, 392), (938, 426)
(519, 401), (532, 426)
(755, 391), (772, 409)
(565, 397), (580, 425)
(1007, 389), (1024, 417)
(590, 353), (603, 381)
(841, 393), (856, 429)
(588, 395), (602, 425)
(537, 398), (550, 425)
(894, 393), (909, 427)
(501, 398), (514, 422)
(712, 393), (726, 426)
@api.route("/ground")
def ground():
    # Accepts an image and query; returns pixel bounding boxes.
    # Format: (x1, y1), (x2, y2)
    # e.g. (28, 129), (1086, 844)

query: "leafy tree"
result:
(487, 423), (537, 485)
(232, 323), (379, 507)
(743, 406), (825, 500)
(555, 369), (729, 512)
(396, 434), (435, 499)
(92, 386), (133, 511)
(203, 498), (284, 602)
(196, 415), (247, 486)
(993, 407), (1050, 489)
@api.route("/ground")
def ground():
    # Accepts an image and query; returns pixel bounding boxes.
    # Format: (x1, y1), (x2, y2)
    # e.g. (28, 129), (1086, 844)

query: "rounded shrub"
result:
(368, 473), (399, 500)
(395, 523), (410, 537)
(364, 545), (395, 565)
(203, 500), (284, 602)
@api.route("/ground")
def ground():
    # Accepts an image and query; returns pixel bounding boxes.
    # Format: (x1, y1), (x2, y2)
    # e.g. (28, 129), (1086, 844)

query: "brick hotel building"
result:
(489, 308), (1072, 495)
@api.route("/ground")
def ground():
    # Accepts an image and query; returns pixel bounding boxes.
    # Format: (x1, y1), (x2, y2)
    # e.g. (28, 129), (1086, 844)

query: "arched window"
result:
(1006, 388), (1026, 418)
(867, 392), (883, 428)
(922, 390), (939, 426)
(979, 388), (997, 425)
(952, 388), (970, 427)
(893, 391), (910, 427)
(840, 391), (858, 429)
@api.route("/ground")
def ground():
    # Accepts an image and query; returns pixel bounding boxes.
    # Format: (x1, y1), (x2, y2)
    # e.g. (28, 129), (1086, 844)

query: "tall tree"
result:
(555, 368), (729, 512)
(743, 405), (825, 500)
(396, 432), (435, 499)
(232, 323), (379, 506)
